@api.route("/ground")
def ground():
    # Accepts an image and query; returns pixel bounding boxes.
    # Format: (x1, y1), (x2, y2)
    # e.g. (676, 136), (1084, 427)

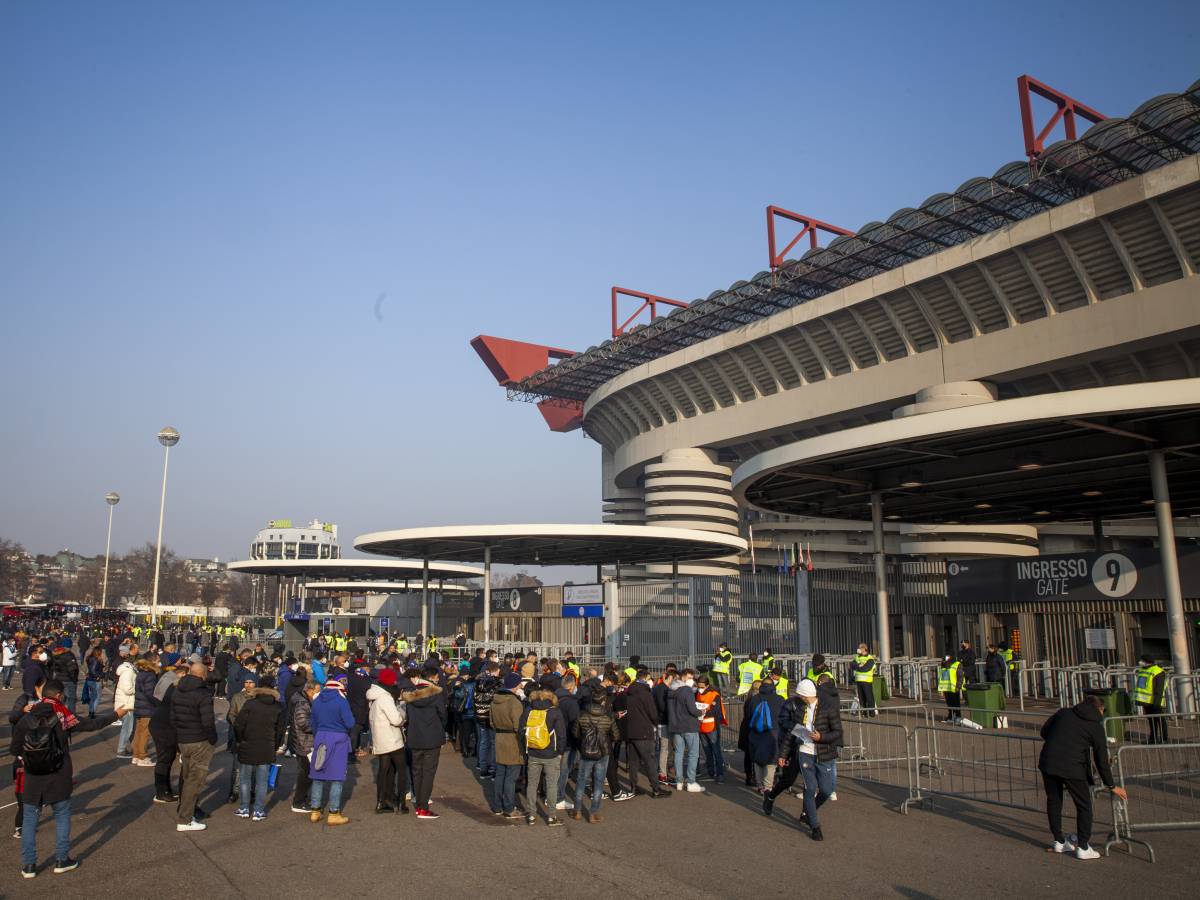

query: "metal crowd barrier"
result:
(1106, 713), (1200, 747)
(905, 724), (1047, 815)
(1105, 742), (1200, 862)
(837, 719), (916, 799)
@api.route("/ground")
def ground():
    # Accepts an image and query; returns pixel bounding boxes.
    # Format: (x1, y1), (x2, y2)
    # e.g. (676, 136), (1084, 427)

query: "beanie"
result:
(798, 679), (817, 698)
(502, 672), (522, 690)
(378, 668), (397, 687)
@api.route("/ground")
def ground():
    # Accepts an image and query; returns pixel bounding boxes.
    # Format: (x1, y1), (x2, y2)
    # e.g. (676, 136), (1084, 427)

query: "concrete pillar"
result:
(643, 448), (740, 577)
(421, 557), (429, 640)
(483, 545), (492, 645)
(871, 491), (893, 661)
(1149, 449), (1192, 712)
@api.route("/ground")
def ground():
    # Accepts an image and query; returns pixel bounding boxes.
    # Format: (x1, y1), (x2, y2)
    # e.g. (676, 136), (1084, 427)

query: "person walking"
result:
(12, 679), (122, 878)
(571, 685), (620, 823)
(234, 674), (284, 822)
(169, 661), (217, 833)
(770, 678), (843, 840)
(1039, 689), (1127, 859)
(487, 672), (526, 819)
(401, 663), (447, 820)
(668, 668), (705, 792)
(308, 676), (354, 825)
(519, 683), (567, 826)
(1133, 654), (1168, 744)
(367, 668), (408, 813)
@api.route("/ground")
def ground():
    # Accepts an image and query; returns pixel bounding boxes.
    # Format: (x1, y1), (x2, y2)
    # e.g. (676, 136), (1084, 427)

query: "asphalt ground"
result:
(1, 696), (1196, 899)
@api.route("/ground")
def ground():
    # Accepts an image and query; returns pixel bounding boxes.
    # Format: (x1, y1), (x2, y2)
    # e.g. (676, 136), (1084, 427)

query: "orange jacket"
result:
(697, 689), (727, 734)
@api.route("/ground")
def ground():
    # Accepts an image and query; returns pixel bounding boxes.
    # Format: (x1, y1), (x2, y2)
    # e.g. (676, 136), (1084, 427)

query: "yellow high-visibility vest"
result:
(737, 660), (763, 695)
(937, 662), (961, 693)
(712, 650), (732, 675)
(1134, 665), (1164, 705)
(853, 654), (876, 683)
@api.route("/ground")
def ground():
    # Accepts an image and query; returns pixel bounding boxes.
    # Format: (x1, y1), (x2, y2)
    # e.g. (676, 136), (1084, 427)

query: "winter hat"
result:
(324, 677), (347, 692)
(502, 672), (522, 690)
(378, 668), (397, 687)
(798, 679), (817, 698)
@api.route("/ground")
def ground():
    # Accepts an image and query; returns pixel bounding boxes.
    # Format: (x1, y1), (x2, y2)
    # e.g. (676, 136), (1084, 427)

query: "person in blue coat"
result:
(308, 675), (354, 825)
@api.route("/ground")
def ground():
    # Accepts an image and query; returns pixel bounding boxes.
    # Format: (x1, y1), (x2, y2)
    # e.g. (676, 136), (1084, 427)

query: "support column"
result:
(871, 491), (893, 661)
(1149, 450), (1193, 712)
(1092, 516), (1106, 552)
(421, 557), (429, 642)
(483, 545), (492, 645)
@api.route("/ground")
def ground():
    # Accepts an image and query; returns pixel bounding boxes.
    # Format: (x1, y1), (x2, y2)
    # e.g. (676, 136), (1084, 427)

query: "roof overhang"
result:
(732, 379), (1200, 524)
(227, 559), (483, 580)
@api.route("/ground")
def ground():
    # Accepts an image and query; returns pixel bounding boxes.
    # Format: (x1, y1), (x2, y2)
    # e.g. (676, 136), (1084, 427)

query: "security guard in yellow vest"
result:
(937, 654), (962, 722)
(426, 636), (438, 656)
(1134, 655), (1167, 743)
(852, 643), (877, 717)
(770, 667), (789, 703)
(737, 655), (763, 695)
(712, 643), (733, 694)
(760, 649), (775, 674)
(999, 642), (1017, 695)
(806, 652), (830, 683)
(566, 660), (581, 679)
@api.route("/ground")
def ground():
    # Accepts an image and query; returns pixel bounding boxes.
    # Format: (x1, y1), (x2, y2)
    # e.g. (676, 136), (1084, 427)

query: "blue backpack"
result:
(750, 701), (774, 734)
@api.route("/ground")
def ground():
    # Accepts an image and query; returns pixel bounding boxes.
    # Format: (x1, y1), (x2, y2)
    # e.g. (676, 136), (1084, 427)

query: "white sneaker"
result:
(133, 758), (155, 767)
(1075, 846), (1100, 860)
(675, 782), (684, 791)
(555, 800), (572, 811)
(686, 783), (706, 793)
(176, 820), (206, 832)
(829, 791), (837, 801)
(1052, 837), (1077, 853)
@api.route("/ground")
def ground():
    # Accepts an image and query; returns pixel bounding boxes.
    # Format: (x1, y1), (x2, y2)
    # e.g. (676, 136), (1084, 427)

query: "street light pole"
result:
(100, 492), (120, 609)
(150, 426), (180, 626)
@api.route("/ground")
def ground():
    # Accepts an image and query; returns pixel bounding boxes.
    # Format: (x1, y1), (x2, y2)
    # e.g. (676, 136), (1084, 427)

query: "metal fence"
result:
(907, 725), (1047, 814)
(1105, 742), (1200, 862)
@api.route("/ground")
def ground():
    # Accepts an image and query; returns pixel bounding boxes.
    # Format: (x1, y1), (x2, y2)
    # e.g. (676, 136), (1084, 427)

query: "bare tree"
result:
(0, 539), (33, 601)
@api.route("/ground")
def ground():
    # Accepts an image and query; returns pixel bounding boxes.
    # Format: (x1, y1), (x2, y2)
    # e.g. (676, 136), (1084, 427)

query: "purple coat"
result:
(310, 687), (355, 782)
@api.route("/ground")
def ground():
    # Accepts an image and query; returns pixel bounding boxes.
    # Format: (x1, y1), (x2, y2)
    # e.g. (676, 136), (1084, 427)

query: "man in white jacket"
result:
(114, 645), (139, 757)
(368, 668), (407, 814)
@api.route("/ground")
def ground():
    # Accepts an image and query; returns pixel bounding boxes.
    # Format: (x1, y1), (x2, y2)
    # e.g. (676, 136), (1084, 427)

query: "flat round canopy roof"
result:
(305, 580), (471, 594)
(733, 380), (1200, 525)
(355, 524), (747, 566)
(227, 558), (483, 580)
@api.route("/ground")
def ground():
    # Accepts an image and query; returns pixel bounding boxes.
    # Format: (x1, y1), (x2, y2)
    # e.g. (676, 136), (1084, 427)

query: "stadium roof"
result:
(507, 79), (1200, 406)
(227, 559), (483, 580)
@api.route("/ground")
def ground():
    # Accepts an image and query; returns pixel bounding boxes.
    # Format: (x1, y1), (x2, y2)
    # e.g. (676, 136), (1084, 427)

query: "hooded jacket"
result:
(621, 681), (659, 741)
(22, 656), (48, 695)
(777, 693), (843, 763)
(667, 680), (702, 735)
(114, 658), (137, 711)
(234, 688), (284, 765)
(150, 669), (182, 730)
(170, 674), (217, 745)
(554, 686), (581, 747)
(489, 688), (525, 766)
(518, 688), (567, 759)
(50, 647), (79, 683)
(474, 674), (499, 728)
(367, 683), (406, 755)
(1038, 701), (1115, 786)
(745, 682), (785, 764)
(400, 682), (446, 751)
(134, 658), (161, 717)
(289, 685), (315, 756)
(572, 698), (620, 758)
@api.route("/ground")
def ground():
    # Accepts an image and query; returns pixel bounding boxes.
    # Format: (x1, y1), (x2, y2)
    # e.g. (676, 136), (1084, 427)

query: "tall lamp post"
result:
(150, 426), (180, 625)
(100, 492), (120, 609)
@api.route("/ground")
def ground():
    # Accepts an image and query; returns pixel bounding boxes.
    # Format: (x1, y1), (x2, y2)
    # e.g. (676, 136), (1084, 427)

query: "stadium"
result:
(473, 75), (1200, 673)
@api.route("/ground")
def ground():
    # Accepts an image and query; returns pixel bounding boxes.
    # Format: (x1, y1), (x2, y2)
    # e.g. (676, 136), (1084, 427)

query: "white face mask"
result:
(39, 653), (48, 662)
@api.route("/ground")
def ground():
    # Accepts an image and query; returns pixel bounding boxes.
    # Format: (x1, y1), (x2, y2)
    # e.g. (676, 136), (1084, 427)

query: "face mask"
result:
(39, 653), (48, 662)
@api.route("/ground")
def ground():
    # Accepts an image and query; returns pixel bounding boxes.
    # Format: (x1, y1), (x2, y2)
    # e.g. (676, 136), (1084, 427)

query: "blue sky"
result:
(2, 1), (1197, 569)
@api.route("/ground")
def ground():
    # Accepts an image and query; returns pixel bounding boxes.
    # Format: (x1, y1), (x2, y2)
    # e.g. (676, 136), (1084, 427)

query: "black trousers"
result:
(768, 753), (801, 798)
(627, 739), (657, 794)
(1043, 772), (1093, 848)
(410, 747), (441, 810)
(1140, 704), (1167, 744)
(150, 723), (179, 795)
(376, 749), (409, 805)
(458, 718), (476, 756)
(606, 741), (623, 794)
(943, 691), (961, 718)
(856, 681), (876, 716)
(293, 754), (312, 807)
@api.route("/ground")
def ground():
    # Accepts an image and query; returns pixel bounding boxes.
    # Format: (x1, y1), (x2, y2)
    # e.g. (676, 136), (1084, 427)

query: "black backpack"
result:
(22, 711), (66, 776)
(579, 718), (604, 760)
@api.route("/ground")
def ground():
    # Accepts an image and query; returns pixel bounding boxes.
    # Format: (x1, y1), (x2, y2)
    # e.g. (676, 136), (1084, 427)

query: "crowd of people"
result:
(2, 614), (1134, 877)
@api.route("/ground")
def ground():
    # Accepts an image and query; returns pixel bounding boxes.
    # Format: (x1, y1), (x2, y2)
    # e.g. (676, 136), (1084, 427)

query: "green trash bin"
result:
(872, 677), (891, 705)
(964, 682), (1007, 728)
(1102, 689), (1133, 743)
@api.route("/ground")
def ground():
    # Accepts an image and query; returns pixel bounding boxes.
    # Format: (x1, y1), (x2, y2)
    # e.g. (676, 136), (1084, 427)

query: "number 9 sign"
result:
(1091, 552), (1137, 598)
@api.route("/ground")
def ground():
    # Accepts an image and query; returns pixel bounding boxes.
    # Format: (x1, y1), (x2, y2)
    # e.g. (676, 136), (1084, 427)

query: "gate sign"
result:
(490, 586), (543, 614)
(564, 584), (603, 605)
(292, 597), (303, 614)
(562, 604), (604, 619)
(947, 548), (1200, 605)
(379, 617), (390, 632)
(321, 617), (333, 631)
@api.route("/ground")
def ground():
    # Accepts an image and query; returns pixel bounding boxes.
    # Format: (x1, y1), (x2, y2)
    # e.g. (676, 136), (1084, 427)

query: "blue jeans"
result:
(700, 729), (725, 780)
(558, 747), (578, 801)
(476, 724), (495, 773)
(22, 799), (71, 866)
(799, 756), (837, 829)
(2, 665), (14, 688)
(491, 762), (521, 813)
(672, 732), (699, 785)
(61, 681), (77, 714)
(83, 679), (101, 716)
(239, 763), (270, 814)
(117, 710), (135, 754)
(574, 756), (608, 813)
(309, 779), (344, 813)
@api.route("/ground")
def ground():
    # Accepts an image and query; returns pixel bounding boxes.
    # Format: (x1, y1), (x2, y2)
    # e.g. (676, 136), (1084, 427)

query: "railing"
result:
(906, 724), (1047, 814)
(1105, 742), (1200, 862)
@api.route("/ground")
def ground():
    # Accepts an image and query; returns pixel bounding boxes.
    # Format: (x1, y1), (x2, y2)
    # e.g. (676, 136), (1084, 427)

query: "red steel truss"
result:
(1017, 74), (1105, 160)
(611, 286), (688, 338)
(766, 206), (854, 270)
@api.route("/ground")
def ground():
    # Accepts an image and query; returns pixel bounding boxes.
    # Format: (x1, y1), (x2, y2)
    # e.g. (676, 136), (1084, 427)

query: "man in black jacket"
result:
(170, 662), (217, 832)
(401, 664), (447, 819)
(1038, 690), (1127, 859)
(770, 677), (843, 840)
(12, 679), (120, 878)
(622, 669), (671, 798)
